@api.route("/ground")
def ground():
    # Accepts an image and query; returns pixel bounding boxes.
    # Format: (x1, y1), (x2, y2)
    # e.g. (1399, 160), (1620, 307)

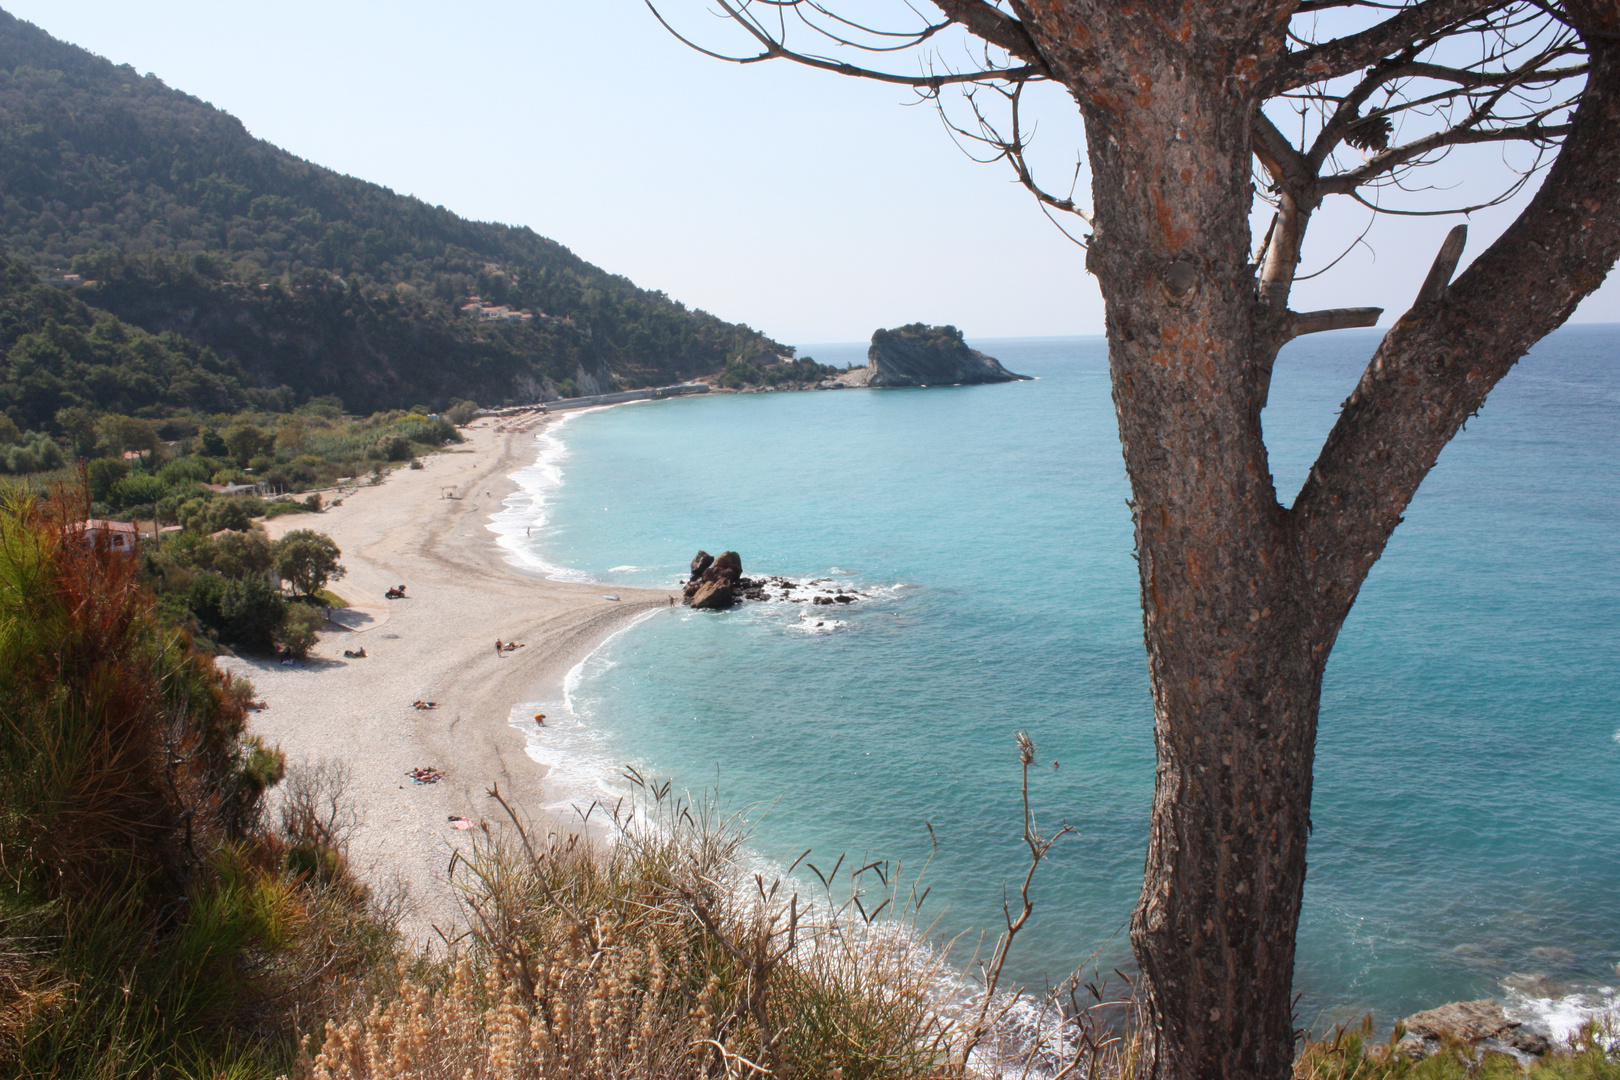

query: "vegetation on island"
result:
(715, 352), (846, 390)
(869, 323), (972, 354)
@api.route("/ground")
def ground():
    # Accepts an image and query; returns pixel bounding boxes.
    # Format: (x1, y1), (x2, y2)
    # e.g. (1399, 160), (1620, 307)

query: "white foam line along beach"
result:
(223, 410), (665, 945)
(227, 402), (1619, 1048)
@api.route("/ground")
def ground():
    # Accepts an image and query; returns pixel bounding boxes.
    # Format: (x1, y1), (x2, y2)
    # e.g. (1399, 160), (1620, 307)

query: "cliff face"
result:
(858, 324), (1027, 387)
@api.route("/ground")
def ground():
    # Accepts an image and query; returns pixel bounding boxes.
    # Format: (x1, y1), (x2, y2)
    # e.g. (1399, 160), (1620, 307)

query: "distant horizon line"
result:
(793, 320), (1620, 351)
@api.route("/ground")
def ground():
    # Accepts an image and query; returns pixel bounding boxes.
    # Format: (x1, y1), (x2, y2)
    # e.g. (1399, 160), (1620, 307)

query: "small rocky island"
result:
(682, 550), (865, 611)
(831, 323), (1028, 388)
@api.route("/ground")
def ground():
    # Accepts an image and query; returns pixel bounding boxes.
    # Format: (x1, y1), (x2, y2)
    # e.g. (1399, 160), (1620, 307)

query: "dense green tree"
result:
(222, 423), (270, 467)
(276, 602), (325, 658)
(84, 456), (127, 502)
(53, 405), (97, 457)
(178, 495), (253, 534)
(96, 414), (159, 457)
(186, 572), (285, 652)
(272, 529), (344, 598)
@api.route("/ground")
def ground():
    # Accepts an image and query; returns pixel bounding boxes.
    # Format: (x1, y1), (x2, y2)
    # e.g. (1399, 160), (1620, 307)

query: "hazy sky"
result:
(9, 1), (1617, 345)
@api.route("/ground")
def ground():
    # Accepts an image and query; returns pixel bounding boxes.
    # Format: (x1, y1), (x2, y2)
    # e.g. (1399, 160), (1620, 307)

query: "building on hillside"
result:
(71, 519), (139, 556)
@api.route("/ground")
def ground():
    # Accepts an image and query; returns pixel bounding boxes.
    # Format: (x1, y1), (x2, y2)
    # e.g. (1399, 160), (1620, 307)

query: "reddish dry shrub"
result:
(0, 481), (252, 905)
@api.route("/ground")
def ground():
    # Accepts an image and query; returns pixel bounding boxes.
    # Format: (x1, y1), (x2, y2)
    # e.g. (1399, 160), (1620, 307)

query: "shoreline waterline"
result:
(515, 332), (1620, 1045)
(227, 414), (666, 944)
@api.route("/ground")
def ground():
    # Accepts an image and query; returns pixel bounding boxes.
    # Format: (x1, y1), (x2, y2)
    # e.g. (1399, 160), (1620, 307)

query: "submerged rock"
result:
(850, 323), (1028, 388)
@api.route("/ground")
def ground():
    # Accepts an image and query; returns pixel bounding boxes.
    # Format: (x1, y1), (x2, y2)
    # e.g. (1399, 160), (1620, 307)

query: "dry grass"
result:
(299, 777), (956, 1080)
(1292, 1017), (1620, 1080)
(296, 738), (1156, 1080)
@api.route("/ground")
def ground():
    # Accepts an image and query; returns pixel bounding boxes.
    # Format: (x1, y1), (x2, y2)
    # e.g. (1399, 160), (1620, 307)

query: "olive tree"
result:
(645, 2), (1620, 1077)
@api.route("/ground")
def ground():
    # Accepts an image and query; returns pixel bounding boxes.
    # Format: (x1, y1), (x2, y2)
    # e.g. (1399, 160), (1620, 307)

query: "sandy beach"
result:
(222, 415), (668, 945)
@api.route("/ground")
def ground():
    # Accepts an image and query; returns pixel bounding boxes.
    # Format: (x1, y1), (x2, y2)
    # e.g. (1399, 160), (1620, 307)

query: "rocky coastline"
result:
(681, 550), (866, 611)
(828, 322), (1029, 388)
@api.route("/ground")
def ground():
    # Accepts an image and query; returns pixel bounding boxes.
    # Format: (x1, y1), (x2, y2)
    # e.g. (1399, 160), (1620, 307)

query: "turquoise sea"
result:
(489, 326), (1620, 1035)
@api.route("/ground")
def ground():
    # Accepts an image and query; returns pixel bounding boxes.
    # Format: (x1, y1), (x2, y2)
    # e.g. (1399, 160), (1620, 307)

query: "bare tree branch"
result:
(934, 0), (1050, 71)
(1320, 117), (1572, 193)
(1273, 0), (1504, 91)
(1286, 306), (1384, 338)
(1293, 37), (1620, 621)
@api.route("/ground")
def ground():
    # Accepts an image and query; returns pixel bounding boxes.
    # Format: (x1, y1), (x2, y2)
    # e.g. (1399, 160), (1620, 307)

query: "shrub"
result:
(277, 602), (326, 658)
(0, 433), (64, 475)
(445, 399), (478, 426)
(205, 526), (275, 580)
(179, 495), (255, 534)
(188, 572), (286, 651)
(85, 456), (129, 500)
(158, 456), (214, 486)
(264, 500), (308, 520)
(108, 472), (166, 510)
(0, 485), (381, 1077)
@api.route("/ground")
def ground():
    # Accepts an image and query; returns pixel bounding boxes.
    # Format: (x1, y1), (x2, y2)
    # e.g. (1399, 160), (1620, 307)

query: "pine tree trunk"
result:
(1015, 4), (1620, 1076)
(1077, 46), (1324, 1080)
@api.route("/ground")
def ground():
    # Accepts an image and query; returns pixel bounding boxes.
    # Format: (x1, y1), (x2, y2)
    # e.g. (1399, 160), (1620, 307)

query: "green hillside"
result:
(0, 8), (784, 413)
(0, 251), (271, 429)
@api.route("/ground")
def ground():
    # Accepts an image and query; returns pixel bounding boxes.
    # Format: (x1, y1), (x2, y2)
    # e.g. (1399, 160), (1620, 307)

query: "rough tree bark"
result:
(1022, 4), (1620, 1077)
(649, 1), (1620, 1077)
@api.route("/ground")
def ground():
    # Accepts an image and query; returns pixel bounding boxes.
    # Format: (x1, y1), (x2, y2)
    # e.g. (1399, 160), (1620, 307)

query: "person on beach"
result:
(495, 639), (502, 655)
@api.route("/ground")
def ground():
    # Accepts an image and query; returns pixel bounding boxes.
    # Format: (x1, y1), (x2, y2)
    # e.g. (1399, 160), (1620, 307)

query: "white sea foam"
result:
(505, 589), (1091, 1078)
(1504, 984), (1620, 1047)
(486, 405), (637, 582)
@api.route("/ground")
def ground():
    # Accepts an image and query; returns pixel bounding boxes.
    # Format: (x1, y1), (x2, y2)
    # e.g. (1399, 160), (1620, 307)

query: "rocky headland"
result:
(682, 550), (866, 610)
(828, 323), (1029, 388)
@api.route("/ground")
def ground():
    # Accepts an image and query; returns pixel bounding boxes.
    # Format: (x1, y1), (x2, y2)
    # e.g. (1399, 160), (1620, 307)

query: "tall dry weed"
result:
(298, 738), (1149, 1080)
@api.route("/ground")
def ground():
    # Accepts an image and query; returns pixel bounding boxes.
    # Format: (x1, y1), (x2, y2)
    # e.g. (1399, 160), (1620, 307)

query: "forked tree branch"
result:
(642, 0), (1040, 88)
(1292, 22), (1620, 624)
(933, 0), (1050, 71)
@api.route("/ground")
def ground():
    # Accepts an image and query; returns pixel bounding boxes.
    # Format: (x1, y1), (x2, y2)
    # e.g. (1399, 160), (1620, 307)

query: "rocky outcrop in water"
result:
(682, 552), (870, 611)
(1396, 1000), (1552, 1060)
(834, 323), (1028, 388)
(684, 550), (744, 609)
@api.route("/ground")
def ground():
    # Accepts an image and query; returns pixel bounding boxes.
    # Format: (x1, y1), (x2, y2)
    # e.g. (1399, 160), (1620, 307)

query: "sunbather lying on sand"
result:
(412, 700), (438, 710)
(343, 647), (367, 658)
(408, 766), (443, 784)
(503, 641), (525, 651)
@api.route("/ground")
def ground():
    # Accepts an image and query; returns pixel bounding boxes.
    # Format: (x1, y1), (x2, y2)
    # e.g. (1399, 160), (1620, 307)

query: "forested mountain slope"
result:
(0, 251), (268, 427)
(0, 9), (784, 411)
